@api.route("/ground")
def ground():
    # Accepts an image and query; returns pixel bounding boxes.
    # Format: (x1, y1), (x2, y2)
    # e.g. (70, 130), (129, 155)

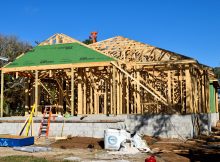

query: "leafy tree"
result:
(0, 34), (32, 116)
(214, 67), (220, 79)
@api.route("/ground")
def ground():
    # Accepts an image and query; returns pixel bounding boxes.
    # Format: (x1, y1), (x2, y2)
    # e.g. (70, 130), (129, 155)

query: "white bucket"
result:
(104, 129), (130, 150)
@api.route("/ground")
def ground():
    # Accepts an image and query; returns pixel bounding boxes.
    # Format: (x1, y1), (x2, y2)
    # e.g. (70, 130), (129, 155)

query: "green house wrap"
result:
(5, 43), (114, 69)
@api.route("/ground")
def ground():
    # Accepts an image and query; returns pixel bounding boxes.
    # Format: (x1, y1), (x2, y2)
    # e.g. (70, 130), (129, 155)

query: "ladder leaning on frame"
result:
(19, 104), (36, 136)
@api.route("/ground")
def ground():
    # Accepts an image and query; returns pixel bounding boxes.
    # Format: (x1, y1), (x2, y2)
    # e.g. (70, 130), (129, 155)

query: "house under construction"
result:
(0, 33), (219, 117)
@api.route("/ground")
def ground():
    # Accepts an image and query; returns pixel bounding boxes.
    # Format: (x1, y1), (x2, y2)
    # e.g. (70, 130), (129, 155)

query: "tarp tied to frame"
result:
(6, 43), (114, 68)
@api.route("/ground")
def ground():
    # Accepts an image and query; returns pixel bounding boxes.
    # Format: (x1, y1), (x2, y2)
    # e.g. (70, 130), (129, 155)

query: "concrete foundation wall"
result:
(0, 113), (219, 139)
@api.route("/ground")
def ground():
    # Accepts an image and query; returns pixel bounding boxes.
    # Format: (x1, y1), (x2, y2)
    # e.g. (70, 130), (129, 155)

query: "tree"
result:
(214, 67), (220, 79)
(0, 34), (32, 116)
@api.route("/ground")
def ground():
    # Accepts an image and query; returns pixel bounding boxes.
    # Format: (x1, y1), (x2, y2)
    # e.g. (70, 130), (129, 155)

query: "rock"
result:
(63, 156), (81, 161)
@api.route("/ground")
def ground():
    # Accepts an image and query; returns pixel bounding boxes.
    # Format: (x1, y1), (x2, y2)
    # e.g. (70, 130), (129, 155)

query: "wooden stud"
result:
(111, 62), (168, 106)
(90, 85), (93, 114)
(83, 81), (87, 114)
(35, 70), (39, 116)
(126, 76), (130, 114)
(71, 67), (74, 115)
(116, 70), (120, 114)
(185, 68), (193, 113)
(112, 66), (116, 115)
(136, 67), (141, 114)
(94, 89), (98, 114)
(104, 82), (107, 115)
(77, 74), (83, 115)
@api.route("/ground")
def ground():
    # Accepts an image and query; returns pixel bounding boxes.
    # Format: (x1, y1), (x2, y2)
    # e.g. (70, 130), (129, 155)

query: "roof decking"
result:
(3, 42), (114, 72)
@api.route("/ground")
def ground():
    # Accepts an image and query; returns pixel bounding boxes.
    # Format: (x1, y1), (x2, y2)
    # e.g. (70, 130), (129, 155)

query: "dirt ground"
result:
(50, 135), (220, 162)
(0, 135), (219, 162)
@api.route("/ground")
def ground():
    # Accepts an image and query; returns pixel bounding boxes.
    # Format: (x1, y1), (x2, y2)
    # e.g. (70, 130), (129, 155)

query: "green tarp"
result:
(6, 43), (114, 68)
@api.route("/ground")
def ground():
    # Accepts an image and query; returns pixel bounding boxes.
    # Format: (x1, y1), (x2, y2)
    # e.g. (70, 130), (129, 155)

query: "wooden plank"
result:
(136, 59), (197, 66)
(112, 66), (116, 114)
(185, 69), (193, 113)
(167, 71), (172, 104)
(0, 71), (4, 117)
(94, 89), (98, 114)
(78, 75), (83, 115)
(104, 82), (107, 115)
(83, 82), (87, 114)
(71, 68), (74, 116)
(2, 62), (112, 72)
(90, 85), (93, 114)
(126, 77), (129, 114)
(136, 68), (141, 114)
(34, 70), (38, 116)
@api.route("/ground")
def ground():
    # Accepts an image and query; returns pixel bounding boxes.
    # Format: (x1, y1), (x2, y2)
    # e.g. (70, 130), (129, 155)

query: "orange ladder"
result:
(38, 105), (52, 138)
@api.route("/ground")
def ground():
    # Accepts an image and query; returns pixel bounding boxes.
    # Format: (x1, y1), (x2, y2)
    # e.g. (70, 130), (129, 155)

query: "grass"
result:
(0, 156), (53, 162)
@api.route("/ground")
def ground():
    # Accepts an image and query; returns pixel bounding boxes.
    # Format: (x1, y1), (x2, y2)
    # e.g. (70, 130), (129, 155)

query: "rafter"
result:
(90, 36), (192, 62)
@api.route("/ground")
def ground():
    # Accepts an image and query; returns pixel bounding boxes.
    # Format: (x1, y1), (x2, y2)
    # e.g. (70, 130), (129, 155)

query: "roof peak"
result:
(39, 33), (81, 46)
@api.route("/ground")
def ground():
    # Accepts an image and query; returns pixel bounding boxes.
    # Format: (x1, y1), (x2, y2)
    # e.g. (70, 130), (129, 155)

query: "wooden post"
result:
(112, 66), (116, 115)
(104, 82), (107, 115)
(118, 71), (123, 114)
(90, 85), (93, 114)
(136, 68), (141, 114)
(35, 70), (39, 116)
(167, 71), (172, 104)
(25, 79), (30, 115)
(0, 71), (4, 117)
(94, 89), (98, 114)
(83, 81), (87, 114)
(77, 76), (83, 115)
(133, 71), (137, 113)
(71, 67), (74, 116)
(116, 70), (120, 114)
(185, 68), (193, 113)
(126, 76), (130, 114)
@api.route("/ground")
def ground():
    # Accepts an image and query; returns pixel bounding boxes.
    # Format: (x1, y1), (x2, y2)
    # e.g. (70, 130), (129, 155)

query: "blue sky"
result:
(1, 0), (220, 67)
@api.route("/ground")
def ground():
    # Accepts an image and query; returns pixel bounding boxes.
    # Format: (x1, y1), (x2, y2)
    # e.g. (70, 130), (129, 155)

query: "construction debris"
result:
(13, 146), (51, 153)
(104, 128), (151, 154)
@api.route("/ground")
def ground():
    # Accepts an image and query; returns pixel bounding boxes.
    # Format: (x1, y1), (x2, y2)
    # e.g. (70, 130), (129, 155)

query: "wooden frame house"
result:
(0, 33), (219, 117)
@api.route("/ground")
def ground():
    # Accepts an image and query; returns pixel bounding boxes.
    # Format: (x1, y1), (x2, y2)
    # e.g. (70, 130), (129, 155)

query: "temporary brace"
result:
(110, 61), (168, 106)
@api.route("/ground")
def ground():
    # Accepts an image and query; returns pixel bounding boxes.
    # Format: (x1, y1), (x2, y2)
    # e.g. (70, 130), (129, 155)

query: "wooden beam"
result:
(135, 59), (197, 66)
(126, 77), (129, 114)
(112, 66), (116, 114)
(2, 62), (112, 73)
(55, 78), (71, 107)
(90, 85), (93, 114)
(39, 81), (55, 101)
(185, 69), (193, 113)
(71, 67), (74, 116)
(94, 89), (98, 114)
(116, 70), (120, 114)
(136, 68), (141, 114)
(78, 75), (83, 115)
(104, 82), (107, 115)
(83, 81), (87, 114)
(0, 71), (4, 117)
(111, 62), (168, 106)
(35, 70), (39, 116)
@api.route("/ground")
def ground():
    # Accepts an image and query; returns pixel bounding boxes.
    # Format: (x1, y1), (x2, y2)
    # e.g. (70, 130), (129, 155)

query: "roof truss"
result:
(90, 36), (192, 62)
(39, 33), (79, 46)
